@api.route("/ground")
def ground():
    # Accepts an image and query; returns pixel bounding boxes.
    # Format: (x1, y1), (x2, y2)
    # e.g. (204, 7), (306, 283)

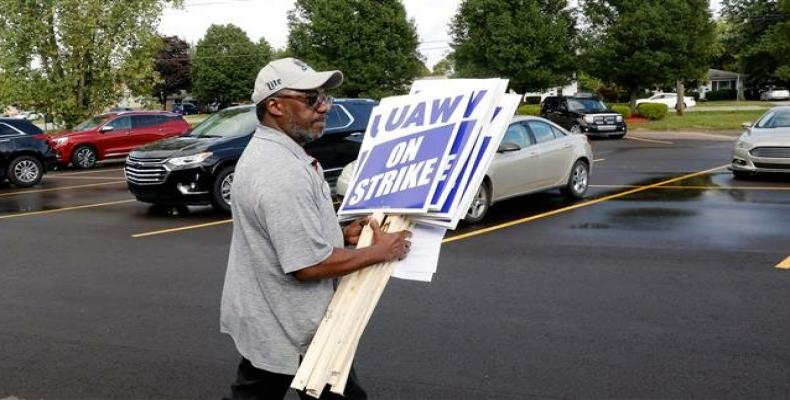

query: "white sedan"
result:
(760, 88), (790, 101)
(336, 116), (594, 223)
(730, 106), (790, 178)
(636, 93), (696, 109)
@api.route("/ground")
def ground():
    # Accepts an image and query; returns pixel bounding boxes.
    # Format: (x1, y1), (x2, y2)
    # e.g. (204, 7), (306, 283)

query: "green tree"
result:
(431, 57), (454, 77)
(0, 0), (173, 127)
(287, 0), (423, 99)
(152, 36), (192, 110)
(721, 0), (787, 88)
(582, 0), (715, 113)
(762, 0), (790, 82)
(450, 0), (577, 93)
(191, 24), (272, 106)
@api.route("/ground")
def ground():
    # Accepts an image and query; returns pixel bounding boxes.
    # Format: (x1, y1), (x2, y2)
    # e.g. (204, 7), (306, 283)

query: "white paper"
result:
(391, 224), (446, 281)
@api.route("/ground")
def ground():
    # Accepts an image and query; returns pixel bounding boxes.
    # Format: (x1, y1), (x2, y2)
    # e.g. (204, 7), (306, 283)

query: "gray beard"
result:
(284, 114), (323, 145)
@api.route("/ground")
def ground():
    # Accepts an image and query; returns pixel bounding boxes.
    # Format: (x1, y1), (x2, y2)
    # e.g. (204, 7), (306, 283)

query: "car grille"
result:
(125, 156), (169, 185)
(753, 162), (790, 170)
(750, 147), (790, 158)
(593, 115), (618, 125)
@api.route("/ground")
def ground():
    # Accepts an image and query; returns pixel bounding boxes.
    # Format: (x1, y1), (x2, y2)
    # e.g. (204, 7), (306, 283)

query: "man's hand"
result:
(369, 219), (412, 262)
(342, 217), (369, 246)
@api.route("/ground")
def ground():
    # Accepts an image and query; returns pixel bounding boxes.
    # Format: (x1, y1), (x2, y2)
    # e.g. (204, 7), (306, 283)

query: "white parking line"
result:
(626, 136), (674, 145)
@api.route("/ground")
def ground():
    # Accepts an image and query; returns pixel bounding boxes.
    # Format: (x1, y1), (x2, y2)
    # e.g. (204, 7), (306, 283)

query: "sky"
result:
(159, 0), (722, 69)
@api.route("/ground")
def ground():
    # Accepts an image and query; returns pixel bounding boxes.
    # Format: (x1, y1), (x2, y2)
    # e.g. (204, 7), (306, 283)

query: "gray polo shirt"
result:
(220, 124), (343, 375)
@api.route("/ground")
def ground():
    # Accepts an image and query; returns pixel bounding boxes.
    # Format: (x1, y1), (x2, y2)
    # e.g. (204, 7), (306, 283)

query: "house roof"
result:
(708, 68), (741, 80)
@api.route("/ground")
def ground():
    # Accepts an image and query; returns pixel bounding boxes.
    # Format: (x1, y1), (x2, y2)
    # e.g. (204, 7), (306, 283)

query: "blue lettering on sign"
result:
(369, 95), (464, 138)
(430, 119), (477, 204)
(343, 124), (456, 211)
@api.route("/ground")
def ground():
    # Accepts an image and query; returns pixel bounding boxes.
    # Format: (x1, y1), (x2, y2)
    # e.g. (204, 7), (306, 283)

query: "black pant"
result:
(227, 358), (368, 400)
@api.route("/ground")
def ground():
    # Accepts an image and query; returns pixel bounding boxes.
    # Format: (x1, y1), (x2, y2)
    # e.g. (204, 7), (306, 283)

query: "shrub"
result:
(637, 103), (668, 120)
(517, 104), (541, 116)
(610, 104), (631, 118)
(706, 89), (737, 101)
(523, 95), (542, 105)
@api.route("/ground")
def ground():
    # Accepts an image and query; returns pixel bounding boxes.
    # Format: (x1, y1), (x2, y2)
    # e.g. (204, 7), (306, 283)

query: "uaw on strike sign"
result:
(338, 79), (520, 230)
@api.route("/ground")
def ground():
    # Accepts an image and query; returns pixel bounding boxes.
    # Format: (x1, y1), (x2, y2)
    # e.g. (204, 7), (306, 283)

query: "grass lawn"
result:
(630, 109), (766, 131)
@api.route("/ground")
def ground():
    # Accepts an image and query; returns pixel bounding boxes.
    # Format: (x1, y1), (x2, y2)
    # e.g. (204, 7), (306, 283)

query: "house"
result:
(698, 69), (745, 100)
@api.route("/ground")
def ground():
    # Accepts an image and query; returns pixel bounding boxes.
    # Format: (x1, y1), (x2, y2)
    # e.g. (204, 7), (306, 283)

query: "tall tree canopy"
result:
(450, 0), (577, 93)
(0, 0), (174, 127)
(287, 0), (423, 99)
(153, 36), (192, 109)
(581, 0), (715, 111)
(721, 0), (789, 87)
(191, 24), (272, 106)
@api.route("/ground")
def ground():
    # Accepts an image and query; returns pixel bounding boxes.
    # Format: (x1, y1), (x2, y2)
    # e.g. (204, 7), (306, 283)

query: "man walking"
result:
(220, 58), (411, 400)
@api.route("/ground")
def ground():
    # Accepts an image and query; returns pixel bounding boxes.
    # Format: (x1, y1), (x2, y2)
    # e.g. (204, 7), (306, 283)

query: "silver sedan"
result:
(731, 106), (790, 178)
(336, 115), (594, 223)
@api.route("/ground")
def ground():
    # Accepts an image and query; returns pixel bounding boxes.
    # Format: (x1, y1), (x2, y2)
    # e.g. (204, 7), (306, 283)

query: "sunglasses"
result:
(274, 90), (333, 110)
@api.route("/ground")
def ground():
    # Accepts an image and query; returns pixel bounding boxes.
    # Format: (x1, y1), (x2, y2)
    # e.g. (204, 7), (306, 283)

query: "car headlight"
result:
(583, 115), (595, 124)
(166, 152), (213, 168)
(616, 115), (623, 122)
(735, 140), (752, 150)
(52, 137), (68, 146)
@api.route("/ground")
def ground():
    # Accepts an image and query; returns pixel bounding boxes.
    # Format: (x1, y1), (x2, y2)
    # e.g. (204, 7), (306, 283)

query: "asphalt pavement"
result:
(1, 131), (789, 399)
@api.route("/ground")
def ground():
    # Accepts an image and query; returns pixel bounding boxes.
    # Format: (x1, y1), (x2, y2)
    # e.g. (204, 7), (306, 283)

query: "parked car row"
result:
(125, 99), (377, 212)
(0, 118), (56, 187)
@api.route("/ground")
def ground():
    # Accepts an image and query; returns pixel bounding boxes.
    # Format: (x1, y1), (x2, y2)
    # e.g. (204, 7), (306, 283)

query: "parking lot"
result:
(1, 131), (789, 399)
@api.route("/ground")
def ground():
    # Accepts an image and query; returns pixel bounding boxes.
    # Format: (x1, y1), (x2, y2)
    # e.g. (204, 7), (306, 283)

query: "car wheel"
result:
(732, 170), (751, 180)
(7, 155), (43, 187)
(211, 165), (234, 213)
(560, 160), (589, 200)
(72, 145), (97, 169)
(570, 124), (582, 135)
(463, 180), (491, 224)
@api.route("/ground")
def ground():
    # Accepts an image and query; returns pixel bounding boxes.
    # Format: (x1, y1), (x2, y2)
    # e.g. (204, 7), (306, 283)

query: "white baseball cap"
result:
(251, 57), (343, 104)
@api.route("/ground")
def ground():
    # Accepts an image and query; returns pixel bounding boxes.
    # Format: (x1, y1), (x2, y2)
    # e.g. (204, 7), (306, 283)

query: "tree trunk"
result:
(629, 89), (638, 115)
(676, 80), (685, 116)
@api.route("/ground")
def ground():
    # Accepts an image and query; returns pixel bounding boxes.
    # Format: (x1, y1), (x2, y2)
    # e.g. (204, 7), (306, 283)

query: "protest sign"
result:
(338, 90), (470, 215)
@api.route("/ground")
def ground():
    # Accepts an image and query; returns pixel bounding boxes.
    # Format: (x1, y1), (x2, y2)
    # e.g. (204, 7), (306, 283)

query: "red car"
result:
(49, 111), (191, 169)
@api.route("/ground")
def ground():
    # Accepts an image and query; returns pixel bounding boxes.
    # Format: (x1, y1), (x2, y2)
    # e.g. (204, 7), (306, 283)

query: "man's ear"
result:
(266, 98), (285, 117)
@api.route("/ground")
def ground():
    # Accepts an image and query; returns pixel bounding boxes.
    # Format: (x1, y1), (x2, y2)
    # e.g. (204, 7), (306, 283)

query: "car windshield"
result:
(568, 99), (608, 113)
(188, 106), (257, 138)
(73, 116), (109, 131)
(755, 110), (790, 129)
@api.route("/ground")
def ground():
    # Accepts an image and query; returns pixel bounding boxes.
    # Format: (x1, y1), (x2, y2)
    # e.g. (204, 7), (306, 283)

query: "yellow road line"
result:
(626, 136), (674, 145)
(593, 158), (606, 163)
(52, 168), (125, 176)
(443, 164), (727, 243)
(776, 256), (790, 269)
(0, 181), (126, 197)
(0, 199), (136, 220)
(132, 219), (233, 238)
(590, 184), (790, 191)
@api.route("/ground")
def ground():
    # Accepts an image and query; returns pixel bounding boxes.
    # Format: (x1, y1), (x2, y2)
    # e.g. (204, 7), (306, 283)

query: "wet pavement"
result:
(1, 132), (789, 399)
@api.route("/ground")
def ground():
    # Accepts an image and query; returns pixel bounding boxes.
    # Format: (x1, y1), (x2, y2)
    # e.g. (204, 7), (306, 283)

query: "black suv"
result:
(541, 95), (627, 138)
(0, 118), (57, 187)
(125, 98), (377, 212)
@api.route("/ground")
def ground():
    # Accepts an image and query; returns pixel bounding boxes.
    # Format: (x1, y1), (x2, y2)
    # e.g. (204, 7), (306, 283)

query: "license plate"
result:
(597, 125), (616, 131)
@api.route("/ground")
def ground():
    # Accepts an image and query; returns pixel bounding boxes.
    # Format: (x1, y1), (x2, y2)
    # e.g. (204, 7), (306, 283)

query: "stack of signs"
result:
(338, 79), (521, 229)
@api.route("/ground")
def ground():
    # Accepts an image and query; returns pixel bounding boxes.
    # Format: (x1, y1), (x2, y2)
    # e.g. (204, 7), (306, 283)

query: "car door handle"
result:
(350, 132), (362, 137)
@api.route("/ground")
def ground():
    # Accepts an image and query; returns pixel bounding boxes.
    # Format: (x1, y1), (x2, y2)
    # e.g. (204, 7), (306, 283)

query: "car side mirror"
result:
(497, 142), (521, 153)
(99, 125), (114, 133)
(741, 122), (752, 129)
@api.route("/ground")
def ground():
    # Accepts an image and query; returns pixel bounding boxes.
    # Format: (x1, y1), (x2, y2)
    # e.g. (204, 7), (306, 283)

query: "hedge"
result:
(610, 104), (632, 118)
(706, 89), (737, 101)
(637, 103), (668, 120)
(517, 104), (541, 116)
